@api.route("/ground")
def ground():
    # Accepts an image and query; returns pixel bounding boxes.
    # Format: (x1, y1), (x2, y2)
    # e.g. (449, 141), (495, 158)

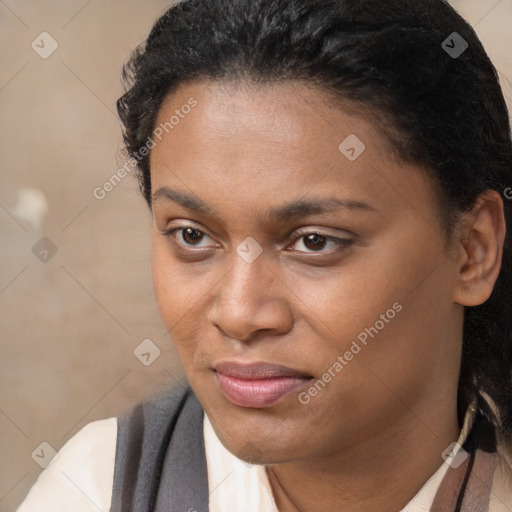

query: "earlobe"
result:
(453, 190), (506, 307)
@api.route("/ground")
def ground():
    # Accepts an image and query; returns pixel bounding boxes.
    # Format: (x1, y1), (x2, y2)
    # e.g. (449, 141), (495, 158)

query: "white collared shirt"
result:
(16, 407), (512, 511)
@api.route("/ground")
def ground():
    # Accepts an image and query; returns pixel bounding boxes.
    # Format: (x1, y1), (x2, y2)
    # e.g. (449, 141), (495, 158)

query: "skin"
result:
(149, 79), (505, 512)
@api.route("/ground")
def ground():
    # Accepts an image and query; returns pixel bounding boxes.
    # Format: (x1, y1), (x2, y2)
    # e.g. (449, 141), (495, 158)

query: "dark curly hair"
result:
(117, 0), (512, 460)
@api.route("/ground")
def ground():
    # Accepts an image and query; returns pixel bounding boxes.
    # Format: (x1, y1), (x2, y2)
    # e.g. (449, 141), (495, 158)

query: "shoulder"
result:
(16, 417), (117, 512)
(16, 384), (201, 512)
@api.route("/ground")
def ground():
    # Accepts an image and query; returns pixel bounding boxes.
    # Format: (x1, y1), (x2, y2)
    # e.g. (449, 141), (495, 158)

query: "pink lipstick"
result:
(214, 361), (313, 408)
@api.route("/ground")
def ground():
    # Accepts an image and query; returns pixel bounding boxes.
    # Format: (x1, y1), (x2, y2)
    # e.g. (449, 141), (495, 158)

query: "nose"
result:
(207, 251), (294, 344)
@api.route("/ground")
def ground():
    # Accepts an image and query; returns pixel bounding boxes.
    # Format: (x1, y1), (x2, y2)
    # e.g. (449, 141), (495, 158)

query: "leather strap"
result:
(431, 405), (499, 512)
(430, 449), (499, 512)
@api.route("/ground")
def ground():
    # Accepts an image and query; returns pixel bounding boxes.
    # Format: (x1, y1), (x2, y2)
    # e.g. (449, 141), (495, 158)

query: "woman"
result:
(17, 0), (512, 511)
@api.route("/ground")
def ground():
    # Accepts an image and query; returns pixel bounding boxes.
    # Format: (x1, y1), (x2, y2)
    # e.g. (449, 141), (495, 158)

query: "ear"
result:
(453, 190), (507, 307)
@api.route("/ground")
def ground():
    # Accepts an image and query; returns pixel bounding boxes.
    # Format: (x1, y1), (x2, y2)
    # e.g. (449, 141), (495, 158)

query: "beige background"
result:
(1, 1), (511, 510)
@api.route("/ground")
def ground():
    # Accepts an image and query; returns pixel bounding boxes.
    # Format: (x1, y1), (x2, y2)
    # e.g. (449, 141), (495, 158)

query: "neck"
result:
(266, 404), (461, 512)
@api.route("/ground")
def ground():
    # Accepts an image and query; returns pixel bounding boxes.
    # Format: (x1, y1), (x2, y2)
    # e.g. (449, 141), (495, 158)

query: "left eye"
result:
(288, 232), (353, 254)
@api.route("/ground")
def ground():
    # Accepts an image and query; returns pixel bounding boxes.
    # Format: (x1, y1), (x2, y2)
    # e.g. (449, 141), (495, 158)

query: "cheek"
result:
(279, 251), (406, 356)
(151, 240), (197, 353)
(151, 238), (220, 370)
(296, 234), (446, 399)
(151, 236), (204, 321)
(151, 242), (175, 322)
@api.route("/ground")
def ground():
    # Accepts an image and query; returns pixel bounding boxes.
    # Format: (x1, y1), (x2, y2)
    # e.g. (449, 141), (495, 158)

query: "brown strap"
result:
(430, 449), (499, 512)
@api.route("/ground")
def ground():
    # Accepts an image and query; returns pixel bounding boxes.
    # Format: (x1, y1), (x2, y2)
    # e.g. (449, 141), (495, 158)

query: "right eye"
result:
(161, 226), (216, 249)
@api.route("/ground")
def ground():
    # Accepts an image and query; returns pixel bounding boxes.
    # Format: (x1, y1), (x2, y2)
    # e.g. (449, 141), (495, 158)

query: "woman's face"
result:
(150, 80), (463, 464)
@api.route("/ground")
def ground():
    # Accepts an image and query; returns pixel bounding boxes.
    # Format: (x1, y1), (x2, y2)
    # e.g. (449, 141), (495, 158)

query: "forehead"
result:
(153, 79), (386, 153)
(149, 79), (440, 226)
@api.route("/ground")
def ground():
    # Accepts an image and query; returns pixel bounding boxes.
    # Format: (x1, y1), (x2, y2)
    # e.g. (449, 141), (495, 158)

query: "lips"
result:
(213, 361), (313, 408)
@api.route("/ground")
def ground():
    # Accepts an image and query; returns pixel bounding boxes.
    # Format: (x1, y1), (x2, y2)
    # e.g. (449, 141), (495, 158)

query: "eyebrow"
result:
(152, 186), (378, 222)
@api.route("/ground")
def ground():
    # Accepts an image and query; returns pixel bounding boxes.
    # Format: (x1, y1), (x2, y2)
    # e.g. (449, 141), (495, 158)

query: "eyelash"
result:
(161, 226), (353, 255)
